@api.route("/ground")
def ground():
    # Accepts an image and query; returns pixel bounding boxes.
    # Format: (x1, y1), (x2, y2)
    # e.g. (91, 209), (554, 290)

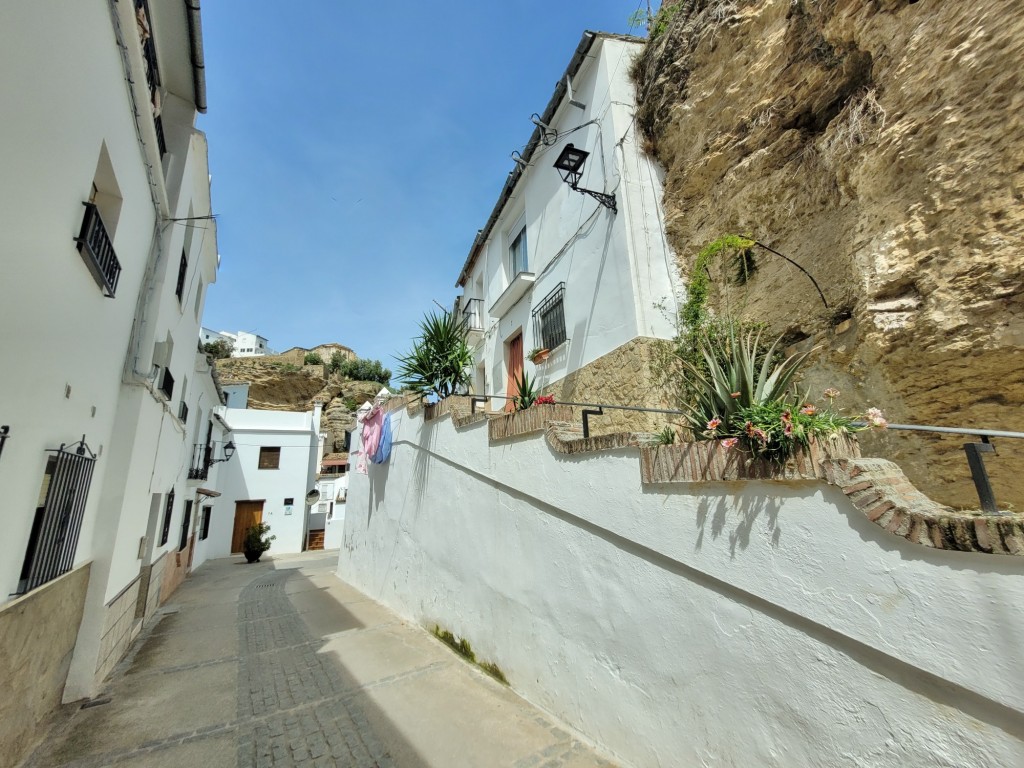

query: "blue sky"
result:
(198, 1), (658, 374)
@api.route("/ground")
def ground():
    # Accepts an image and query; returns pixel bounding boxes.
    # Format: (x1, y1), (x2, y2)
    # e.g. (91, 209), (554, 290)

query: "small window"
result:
(258, 447), (281, 469)
(200, 505), (212, 540)
(508, 216), (528, 278)
(178, 500), (193, 551)
(533, 282), (567, 351)
(175, 250), (187, 302)
(159, 489), (175, 546)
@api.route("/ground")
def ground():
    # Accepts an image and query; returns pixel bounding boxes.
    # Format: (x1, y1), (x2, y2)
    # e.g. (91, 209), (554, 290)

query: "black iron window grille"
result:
(158, 489), (175, 546)
(178, 500), (192, 552)
(461, 298), (484, 332)
(532, 282), (567, 351)
(154, 114), (167, 157)
(75, 202), (122, 297)
(200, 505), (212, 540)
(17, 437), (97, 595)
(0, 425), (9, 463)
(178, 400), (189, 424)
(159, 368), (175, 400)
(175, 251), (187, 302)
(188, 442), (210, 480)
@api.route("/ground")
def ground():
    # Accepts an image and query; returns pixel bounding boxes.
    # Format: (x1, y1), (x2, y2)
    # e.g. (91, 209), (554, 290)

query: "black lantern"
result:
(552, 144), (617, 212)
(212, 440), (235, 464)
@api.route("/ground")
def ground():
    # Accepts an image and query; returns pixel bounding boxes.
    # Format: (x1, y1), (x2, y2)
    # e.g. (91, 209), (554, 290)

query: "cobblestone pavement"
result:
(22, 552), (618, 768)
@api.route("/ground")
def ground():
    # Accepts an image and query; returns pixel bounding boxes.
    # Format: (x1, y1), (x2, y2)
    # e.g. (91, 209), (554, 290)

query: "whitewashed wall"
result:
(339, 407), (1024, 767)
(210, 408), (318, 557)
(460, 36), (679, 404)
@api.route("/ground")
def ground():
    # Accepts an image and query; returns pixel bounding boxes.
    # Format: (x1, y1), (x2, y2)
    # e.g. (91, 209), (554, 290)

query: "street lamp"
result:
(552, 144), (617, 213)
(211, 440), (235, 464)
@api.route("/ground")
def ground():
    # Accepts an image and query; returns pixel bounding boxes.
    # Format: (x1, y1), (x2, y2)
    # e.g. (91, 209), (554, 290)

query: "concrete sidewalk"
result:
(23, 551), (618, 768)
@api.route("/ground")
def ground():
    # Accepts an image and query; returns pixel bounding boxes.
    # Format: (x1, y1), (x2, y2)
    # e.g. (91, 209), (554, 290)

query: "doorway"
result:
(231, 500), (264, 553)
(505, 332), (523, 412)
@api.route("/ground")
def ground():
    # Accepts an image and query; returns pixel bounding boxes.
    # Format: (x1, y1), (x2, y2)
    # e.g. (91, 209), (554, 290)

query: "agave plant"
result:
(396, 309), (473, 400)
(680, 325), (813, 437)
(512, 369), (539, 411)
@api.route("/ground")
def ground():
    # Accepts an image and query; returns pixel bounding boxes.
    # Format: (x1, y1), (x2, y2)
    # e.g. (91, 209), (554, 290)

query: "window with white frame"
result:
(508, 215), (528, 278)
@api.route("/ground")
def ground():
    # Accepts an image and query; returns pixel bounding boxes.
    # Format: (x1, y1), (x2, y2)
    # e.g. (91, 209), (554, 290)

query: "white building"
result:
(204, 398), (321, 558)
(200, 327), (271, 357)
(0, 0), (224, 756)
(314, 454), (350, 550)
(455, 31), (680, 431)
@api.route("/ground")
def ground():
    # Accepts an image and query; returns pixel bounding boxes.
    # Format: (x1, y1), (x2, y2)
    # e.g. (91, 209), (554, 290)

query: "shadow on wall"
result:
(695, 489), (785, 555)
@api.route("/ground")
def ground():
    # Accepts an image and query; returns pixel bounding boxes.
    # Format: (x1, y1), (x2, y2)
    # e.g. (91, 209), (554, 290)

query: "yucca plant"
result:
(397, 309), (473, 400)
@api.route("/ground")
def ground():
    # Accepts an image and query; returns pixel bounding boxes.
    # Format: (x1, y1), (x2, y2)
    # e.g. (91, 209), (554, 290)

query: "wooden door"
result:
(505, 333), (524, 412)
(231, 501), (264, 553)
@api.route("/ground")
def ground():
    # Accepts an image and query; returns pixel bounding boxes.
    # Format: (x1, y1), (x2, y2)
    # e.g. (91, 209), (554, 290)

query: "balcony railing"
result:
(154, 114), (167, 157)
(188, 443), (211, 480)
(461, 298), (484, 334)
(0, 425), (9, 462)
(74, 202), (122, 297)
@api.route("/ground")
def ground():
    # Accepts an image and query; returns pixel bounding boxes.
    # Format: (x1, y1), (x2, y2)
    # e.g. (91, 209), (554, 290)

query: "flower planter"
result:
(530, 349), (550, 364)
(640, 434), (860, 485)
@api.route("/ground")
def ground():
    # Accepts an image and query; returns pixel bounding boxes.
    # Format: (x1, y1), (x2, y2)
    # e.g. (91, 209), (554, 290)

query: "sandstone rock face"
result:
(215, 352), (387, 454)
(633, 0), (1024, 507)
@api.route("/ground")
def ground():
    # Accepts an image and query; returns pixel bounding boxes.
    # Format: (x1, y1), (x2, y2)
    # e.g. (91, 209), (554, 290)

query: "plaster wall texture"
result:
(339, 406), (1024, 767)
(210, 407), (319, 556)
(0, 0), (161, 600)
(460, 36), (680, 408)
(0, 563), (90, 767)
(0, 0), (220, 702)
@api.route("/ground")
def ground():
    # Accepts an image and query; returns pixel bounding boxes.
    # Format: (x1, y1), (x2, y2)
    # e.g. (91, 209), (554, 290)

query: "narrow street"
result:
(24, 552), (616, 768)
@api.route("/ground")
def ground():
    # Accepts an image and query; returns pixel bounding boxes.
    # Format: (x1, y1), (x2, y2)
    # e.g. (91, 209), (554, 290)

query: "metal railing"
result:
(461, 298), (484, 333)
(188, 443), (210, 480)
(455, 394), (1022, 514)
(0, 425), (9, 462)
(178, 400), (189, 424)
(532, 282), (566, 350)
(16, 437), (97, 595)
(154, 114), (167, 157)
(74, 202), (122, 297)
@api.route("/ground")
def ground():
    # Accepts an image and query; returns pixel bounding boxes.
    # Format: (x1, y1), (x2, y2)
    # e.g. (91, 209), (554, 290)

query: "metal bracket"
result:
(574, 184), (617, 213)
(582, 407), (604, 439)
(0, 425), (9, 461)
(963, 437), (998, 514)
(470, 396), (488, 415)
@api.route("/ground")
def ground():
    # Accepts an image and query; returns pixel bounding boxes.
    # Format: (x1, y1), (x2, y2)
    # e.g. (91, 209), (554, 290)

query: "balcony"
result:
(75, 203), (122, 297)
(461, 298), (484, 340)
(188, 443), (211, 480)
(490, 271), (536, 318)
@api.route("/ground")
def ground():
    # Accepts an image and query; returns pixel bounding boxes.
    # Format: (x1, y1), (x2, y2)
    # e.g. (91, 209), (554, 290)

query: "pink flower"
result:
(866, 407), (888, 428)
(706, 417), (722, 431)
(536, 395), (556, 405)
(784, 422), (794, 436)
(730, 391), (742, 399)
(800, 404), (817, 416)
(744, 421), (756, 437)
(780, 410), (792, 424)
(721, 437), (739, 449)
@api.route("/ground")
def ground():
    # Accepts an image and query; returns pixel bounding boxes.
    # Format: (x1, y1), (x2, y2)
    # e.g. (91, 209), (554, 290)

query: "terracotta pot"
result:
(531, 349), (550, 364)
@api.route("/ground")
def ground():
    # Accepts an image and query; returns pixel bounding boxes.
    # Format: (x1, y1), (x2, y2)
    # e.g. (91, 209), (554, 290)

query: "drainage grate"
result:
(254, 584), (274, 589)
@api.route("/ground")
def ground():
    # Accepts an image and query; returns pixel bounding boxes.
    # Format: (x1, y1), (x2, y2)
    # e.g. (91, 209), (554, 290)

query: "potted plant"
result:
(528, 346), (550, 364)
(242, 522), (275, 563)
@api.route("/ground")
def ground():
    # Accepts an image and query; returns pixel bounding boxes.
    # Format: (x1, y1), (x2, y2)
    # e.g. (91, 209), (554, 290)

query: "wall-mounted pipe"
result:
(184, 1), (207, 113)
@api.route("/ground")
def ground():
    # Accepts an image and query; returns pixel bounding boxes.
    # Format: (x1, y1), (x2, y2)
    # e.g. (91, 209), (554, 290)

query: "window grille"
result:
(532, 282), (567, 350)
(199, 505), (212, 540)
(159, 368), (175, 400)
(158, 489), (175, 546)
(17, 437), (97, 595)
(75, 202), (122, 297)
(175, 251), (187, 302)
(178, 500), (192, 551)
(0, 425), (9, 462)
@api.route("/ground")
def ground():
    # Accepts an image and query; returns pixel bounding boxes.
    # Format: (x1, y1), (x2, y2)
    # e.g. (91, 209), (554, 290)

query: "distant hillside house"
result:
(200, 328), (272, 357)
